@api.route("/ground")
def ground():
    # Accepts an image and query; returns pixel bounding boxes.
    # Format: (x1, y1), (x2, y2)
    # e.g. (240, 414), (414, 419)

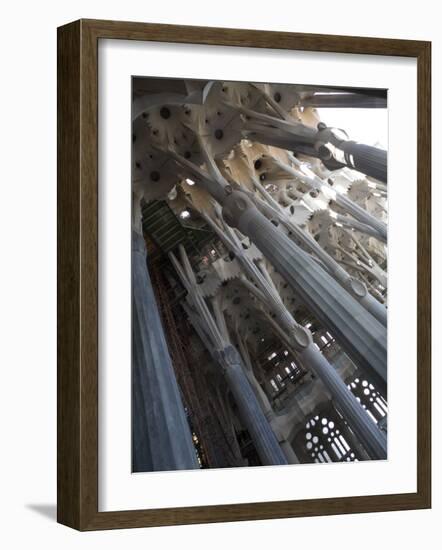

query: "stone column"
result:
(236, 331), (300, 464)
(132, 231), (199, 472)
(172, 151), (387, 458)
(222, 190), (387, 389)
(252, 177), (387, 327)
(334, 212), (386, 243)
(275, 157), (387, 242)
(297, 345), (387, 459)
(300, 93), (387, 109)
(338, 141), (387, 184)
(169, 246), (288, 466)
(216, 346), (289, 466)
(202, 203), (386, 458)
(240, 108), (387, 183)
(254, 297), (387, 459)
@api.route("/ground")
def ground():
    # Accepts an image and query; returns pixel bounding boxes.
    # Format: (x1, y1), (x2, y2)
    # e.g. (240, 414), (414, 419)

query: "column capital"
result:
(222, 189), (255, 228)
(346, 277), (368, 298)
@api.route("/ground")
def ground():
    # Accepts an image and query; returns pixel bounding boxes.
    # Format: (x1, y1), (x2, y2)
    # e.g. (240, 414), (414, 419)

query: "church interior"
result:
(131, 77), (388, 472)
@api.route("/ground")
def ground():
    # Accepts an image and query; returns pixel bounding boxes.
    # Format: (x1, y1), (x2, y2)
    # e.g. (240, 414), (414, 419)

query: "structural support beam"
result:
(216, 345), (290, 465)
(252, 176), (387, 326)
(275, 156), (387, 242)
(238, 274), (386, 459)
(222, 190), (387, 389)
(236, 330), (300, 464)
(242, 109), (387, 183)
(169, 245), (288, 466)
(297, 346), (387, 459)
(132, 231), (199, 472)
(205, 207), (386, 459)
(300, 93), (387, 109)
(173, 151), (387, 456)
(338, 141), (387, 184)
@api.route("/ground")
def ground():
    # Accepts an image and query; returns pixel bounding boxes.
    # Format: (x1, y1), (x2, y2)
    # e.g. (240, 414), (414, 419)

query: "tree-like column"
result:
(169, 245), (289, 466)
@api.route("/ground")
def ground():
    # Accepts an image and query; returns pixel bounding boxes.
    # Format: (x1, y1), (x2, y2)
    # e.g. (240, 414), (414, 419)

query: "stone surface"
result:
(132, 232), (199, 472)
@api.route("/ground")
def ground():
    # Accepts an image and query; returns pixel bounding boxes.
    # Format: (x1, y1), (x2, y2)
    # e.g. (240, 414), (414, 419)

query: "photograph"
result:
(0, 0), (436, 540)
(0, 1), (432, 540)
(131, 77), (389, 472)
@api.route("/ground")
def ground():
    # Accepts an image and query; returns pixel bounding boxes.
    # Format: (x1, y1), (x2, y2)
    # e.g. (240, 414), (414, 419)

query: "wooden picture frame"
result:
(57, 18), (431, 530)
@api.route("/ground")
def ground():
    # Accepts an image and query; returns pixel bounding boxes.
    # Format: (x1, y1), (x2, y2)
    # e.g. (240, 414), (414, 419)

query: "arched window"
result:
(347, 377), (388, 426)
(296, 407), (364, 463)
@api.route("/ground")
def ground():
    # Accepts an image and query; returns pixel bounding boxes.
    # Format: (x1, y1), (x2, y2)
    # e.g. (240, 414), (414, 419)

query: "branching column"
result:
(251, 176), (387, 326)
(274, 156), (387, 242)
(204, 207), (386, 459)
(222, 190), (387, 391)
(169, 245), (288, 466)
(235, 329), (300, 464)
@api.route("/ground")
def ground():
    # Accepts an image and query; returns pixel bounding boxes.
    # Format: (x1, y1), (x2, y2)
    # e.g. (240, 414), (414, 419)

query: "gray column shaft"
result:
(216, 194), (387, 458)
(277, 159), (387, 241)
(237, 334), (300, 464)
(300, 93), (387, 109)
(283, 217), (387, 327)
(132, 232), (199, 472)
(261, 296), (386, 458)
(359, 292), (388, 327)
(251, 183), (387, 326)
(335, 213), (386, 243)
(280, 440), (300, 464)
(335, 193), (387, 241)
(299, 346), (387, 459)
(222, 193), (387, 386)
(218, 346), (288, 466)
(170, 247), (287, 467)
(341, 141), (387, 184)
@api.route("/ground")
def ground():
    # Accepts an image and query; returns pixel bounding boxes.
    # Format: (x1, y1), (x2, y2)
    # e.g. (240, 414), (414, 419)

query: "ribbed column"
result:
(132, 231), (199, 472)
(276, 159), (387, 242)
(250, 180), (387, 326)
(216, 345), (288, 466)
(222, 191), (387, 388)
(340, 141), (387, 183)
(334, 192), (387, 241)
(236, 332), (300, 463)
(169, 246), (288, 467)
(204, 199), (386, 458)
(254, 296), (387, 458)
(298, 346), (387, 459)
(300, 93), (387, 109)
(334, 212), (386, 243)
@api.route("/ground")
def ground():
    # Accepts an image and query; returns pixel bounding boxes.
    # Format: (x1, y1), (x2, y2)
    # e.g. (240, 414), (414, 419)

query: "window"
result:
(347, 377), (388, 425)
(301, 411), (361, 463)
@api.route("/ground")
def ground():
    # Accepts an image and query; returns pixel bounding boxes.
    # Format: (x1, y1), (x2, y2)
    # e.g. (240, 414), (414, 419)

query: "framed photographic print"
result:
(57, 19), (431, 530)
